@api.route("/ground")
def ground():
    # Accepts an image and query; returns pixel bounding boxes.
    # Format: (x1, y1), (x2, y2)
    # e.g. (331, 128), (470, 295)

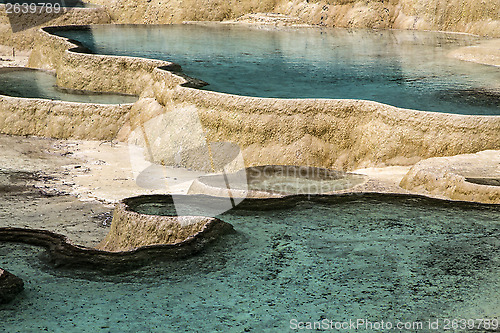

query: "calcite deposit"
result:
(0, 1), (498, 204)
(23, 28), (500, 173)
(0, 267), (24, 304)
(97, 195), (234, 252)
(400, 150), (500, 204)
(83, 0), (500, 38)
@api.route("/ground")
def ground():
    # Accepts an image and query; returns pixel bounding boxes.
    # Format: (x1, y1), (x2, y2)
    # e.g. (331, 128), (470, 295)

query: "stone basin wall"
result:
(400, 150), (500, 204)
(29, 26), (185, 95)
(0, 224), (233, 272)
(163, 88), (500, 170)
(97, 199), (234, 252)
(21, 27), (500, 171)
(0, 94), (133, 140)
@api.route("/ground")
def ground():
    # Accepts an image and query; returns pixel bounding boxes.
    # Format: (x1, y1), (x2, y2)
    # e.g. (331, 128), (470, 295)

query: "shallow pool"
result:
(54, 24), (500, 115)
(1, 195), (498, 332)
(0, 68), (137, 104)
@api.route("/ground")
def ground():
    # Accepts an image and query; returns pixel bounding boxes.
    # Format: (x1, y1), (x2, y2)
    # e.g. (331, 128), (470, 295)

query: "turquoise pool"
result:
(1, 195), (498, 332)
(0, 68), (137, 104)
(54, 24), (500, 115)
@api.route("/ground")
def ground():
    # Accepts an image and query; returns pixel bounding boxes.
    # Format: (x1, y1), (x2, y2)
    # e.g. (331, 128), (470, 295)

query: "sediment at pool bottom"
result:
(1, 191), (498, 333)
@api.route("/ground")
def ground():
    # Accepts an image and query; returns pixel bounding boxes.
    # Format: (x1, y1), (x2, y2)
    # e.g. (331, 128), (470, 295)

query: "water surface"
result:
(54, 24), (500, 115)
(1, 195), (498, 332)
(0, 68), (137, 104)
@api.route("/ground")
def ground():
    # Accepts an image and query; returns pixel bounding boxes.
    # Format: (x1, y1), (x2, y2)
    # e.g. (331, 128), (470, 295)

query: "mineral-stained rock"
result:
(96, 195), (235, 252)
(0, 268), (24, 304)
(0, 219), (234, 273)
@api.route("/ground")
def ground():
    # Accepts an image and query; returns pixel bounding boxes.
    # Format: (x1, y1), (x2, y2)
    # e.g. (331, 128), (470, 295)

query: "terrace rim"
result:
(0, 192), (498, 271)
(27, 25), (500, 161)
(0, 23), (499, 203)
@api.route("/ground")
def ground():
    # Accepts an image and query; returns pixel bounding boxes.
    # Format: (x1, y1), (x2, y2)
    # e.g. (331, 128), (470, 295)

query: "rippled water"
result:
(54, 24), (500, 115)
(0, 68), (137, 104)
(1, 195), (499, 332)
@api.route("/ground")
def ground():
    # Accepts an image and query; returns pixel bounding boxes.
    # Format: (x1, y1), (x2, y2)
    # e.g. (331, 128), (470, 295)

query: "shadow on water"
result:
(436, 88), (500, 109)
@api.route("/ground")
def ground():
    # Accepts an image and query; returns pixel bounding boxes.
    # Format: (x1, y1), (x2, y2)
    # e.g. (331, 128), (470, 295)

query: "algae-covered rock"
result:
(0, 268), (24, 304)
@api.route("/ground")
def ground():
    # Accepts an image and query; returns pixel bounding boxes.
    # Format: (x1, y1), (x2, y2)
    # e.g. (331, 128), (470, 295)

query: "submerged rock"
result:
(0, 268), (24, 304)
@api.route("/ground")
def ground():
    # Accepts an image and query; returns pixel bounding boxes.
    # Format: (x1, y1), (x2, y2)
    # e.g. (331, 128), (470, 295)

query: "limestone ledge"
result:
(22, 24), (500, 172)
(400, 150), (500, 204)
(0, 95), (133, 140)
(0, 267), (24, 304)
(29, 25), (186, 95)
(165, 88), (500, 170)
(97, 199), (234, 252)
(449, 38), (500, 67)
